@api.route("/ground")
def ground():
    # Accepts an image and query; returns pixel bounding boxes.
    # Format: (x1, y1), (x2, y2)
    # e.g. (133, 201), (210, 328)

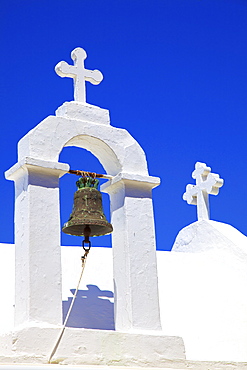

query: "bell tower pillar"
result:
(5, 158), (69, 326)
(102, 173), (161, 331)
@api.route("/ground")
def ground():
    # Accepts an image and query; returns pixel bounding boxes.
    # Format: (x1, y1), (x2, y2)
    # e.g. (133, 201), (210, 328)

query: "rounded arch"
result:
(18, 114), (149, 176)
(64, 135), (120, 175)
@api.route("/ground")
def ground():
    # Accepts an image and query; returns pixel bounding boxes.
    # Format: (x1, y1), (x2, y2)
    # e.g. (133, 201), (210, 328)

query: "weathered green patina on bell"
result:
(62, 176), (113, 237)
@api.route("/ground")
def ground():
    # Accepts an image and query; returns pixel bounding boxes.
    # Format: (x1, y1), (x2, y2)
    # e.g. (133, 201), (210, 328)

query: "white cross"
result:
(183, 162), (224, 221)
(55, 47), (103, 103)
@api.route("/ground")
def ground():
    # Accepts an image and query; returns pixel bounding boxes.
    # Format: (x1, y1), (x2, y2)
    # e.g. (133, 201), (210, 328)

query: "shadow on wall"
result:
(63, 284), (115, 330)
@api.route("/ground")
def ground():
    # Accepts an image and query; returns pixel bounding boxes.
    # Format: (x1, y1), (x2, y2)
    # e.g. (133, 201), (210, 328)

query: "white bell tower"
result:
(5, 47), (162, 332)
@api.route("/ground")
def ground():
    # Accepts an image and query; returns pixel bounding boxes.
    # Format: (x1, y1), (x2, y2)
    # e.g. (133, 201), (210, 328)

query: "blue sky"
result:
(0, 0), (247, 250)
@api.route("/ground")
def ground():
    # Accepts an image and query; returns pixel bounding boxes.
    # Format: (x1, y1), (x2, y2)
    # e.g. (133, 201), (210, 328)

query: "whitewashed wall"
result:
(1, 219), (247, 362)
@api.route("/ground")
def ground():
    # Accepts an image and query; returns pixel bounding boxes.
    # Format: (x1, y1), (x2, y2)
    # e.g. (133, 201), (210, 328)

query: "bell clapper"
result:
(82, 225), (92, 254)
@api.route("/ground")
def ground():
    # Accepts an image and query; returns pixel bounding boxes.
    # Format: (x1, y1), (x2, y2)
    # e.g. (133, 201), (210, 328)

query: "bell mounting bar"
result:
(68, 169), (113, 179)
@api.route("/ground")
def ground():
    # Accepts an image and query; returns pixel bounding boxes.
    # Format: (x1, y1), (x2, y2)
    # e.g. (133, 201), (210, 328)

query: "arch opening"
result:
(59, 146), (112, 248)
(59, 145), (114, 330)
(63, 135), (121, 176)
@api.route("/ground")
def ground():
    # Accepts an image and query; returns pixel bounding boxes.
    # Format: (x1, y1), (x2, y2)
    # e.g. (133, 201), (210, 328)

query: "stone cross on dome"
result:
(55, 47), (103, 103)
(183, 162), (224, 221)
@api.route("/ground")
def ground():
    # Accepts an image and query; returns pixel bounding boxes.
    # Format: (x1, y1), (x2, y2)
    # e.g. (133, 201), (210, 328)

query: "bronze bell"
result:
(62, 176), (113, 238)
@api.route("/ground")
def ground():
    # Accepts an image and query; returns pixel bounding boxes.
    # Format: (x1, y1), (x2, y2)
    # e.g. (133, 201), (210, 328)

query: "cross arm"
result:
(55, 61), (76, 79)
(183, 184), (198, 205)
(204, 173), (224, 195)
(84, 68), (103, 85)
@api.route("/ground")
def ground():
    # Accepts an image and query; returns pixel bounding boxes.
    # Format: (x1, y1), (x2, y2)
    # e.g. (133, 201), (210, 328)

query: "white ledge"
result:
(101, 172), (160, 192)
(5, 157), (70, 181)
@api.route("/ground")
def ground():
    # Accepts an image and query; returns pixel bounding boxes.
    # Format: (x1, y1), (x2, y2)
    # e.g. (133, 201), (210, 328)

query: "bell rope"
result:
(48, 242), (91, 364)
